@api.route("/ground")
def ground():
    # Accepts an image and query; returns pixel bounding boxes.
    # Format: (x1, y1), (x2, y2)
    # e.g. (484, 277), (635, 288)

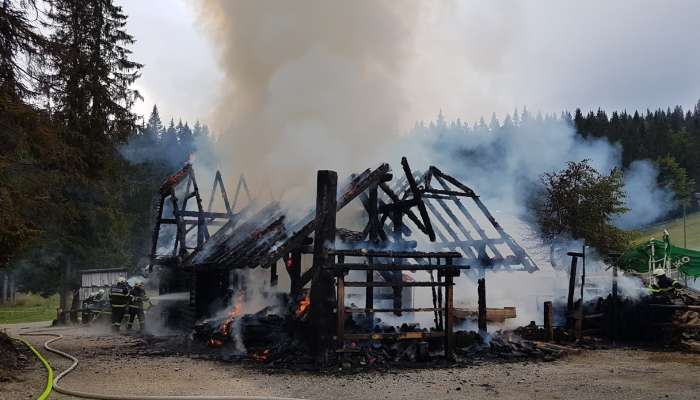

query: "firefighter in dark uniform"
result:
(109, 277), (131, 332)
(127, 282), (148, 332)
(650, 268), (683, 294)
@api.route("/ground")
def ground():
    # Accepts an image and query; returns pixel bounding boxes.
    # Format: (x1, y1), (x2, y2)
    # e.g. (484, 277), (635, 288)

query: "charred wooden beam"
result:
(286, 250), (303, 299)
(544, 301), (553, 342)
(401, 157), (435, 241)
(328, 249), (462, 259)
(422, 188), (474, 197)
(328, 263), (470, 271)
(262, 164), (391, 266)
(342, 331), (445, 340)
(310, 170), (338, 356)
(344, 281), (450, 288)
(378, 182), (427, 232)
(159, 164), (192, 196)
(478, 278), (487, 333)
(444, 258), (455, 359)
(346, 307), (443, 313)
(173, 211), (235, 219)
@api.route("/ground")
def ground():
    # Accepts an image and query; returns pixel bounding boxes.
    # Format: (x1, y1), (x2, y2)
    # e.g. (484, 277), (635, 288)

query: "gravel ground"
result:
(2, 322), (700, 400)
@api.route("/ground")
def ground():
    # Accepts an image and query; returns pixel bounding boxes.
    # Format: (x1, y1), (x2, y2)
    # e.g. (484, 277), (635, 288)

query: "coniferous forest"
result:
(0, 1), (215, 294)
(1, 1), (698, 294)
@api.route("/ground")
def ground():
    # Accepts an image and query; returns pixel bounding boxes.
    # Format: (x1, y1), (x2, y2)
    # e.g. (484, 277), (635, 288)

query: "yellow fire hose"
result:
(18, 330), (307, 400)
(14, 336), (53, 400)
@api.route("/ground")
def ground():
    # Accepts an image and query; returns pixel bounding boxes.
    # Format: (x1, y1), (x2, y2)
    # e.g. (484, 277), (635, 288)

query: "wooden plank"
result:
(329, 263), (468, 271)
(344, 282), (449, 288)
(346, 307), (442, 313)
(327, 249), (462, 259)
(341, 331), (445, 341)
(454, 307), (517, 322)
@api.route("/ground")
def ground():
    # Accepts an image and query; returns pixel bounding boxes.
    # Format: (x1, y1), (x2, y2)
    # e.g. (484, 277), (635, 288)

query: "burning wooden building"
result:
(148, 157), (537, 359)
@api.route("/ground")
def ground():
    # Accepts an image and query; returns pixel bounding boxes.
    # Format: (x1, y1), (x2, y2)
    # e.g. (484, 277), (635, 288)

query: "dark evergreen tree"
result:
(47, 0), (143, 155)
(0, 0), (44, 100)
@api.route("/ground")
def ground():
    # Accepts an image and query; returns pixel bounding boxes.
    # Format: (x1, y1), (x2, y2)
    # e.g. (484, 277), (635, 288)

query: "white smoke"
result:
(190, 1), (675, 331)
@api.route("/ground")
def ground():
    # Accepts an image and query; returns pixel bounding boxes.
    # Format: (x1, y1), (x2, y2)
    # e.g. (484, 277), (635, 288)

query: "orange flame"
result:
(295, 295), (310, 318)
(219, 303), (242, 336)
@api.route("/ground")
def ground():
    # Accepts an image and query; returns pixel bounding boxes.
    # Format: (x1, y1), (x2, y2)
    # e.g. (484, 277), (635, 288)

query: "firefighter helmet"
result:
(653, 268), (666, 277)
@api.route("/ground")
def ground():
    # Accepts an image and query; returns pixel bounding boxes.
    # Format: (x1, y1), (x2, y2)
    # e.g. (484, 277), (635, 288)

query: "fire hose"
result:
(18, 330), (307, 400)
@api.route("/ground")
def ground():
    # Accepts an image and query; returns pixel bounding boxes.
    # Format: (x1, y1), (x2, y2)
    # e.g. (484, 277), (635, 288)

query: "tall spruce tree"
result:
(0, 0), (44, 100)
(47, 0), (142, 154)
(145, 104), (162, 145)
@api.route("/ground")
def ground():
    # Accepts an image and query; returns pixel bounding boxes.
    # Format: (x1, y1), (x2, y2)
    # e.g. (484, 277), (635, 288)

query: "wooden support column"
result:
(566, 254), (579, 329)
(310, 170), (338, 357)
(391, 209), (403, 316)
(444, 259), (457, 359)
(611, 265), (619, 341)
(270, 262), (278, 287)
(287, 250), (302, 299)
(336, 255), (346, 349)
(544, 301), (553, 342)
(366, 184), (378, 325)
(478, 278), (487, 333)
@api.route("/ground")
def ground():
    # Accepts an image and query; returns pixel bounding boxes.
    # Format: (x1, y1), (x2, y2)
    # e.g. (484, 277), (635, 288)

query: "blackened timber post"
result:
(336, 255), (346, 349)
(566, 253), (580, 329)
(544, 301), (553, 342)
(366, 185), (378, 324)
(392, 209), (403, 316)
(310, 170), (338, 358)
(288, 250), (302, 299)
(270, 262), (278, 287)
(612, 265), (618, 342)
(478, 278), (487, 333)
(444, 258), (456, 359)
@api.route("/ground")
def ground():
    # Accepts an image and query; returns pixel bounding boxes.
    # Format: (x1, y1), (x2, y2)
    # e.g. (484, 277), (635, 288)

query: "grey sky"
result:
(120, 0), (222, 126)
(120, 0), (700, 129)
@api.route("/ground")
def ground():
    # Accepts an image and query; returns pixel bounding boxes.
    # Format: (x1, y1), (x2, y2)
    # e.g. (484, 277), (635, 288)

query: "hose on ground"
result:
(14, 336), (53, 400)
(20, 331), (307, 400)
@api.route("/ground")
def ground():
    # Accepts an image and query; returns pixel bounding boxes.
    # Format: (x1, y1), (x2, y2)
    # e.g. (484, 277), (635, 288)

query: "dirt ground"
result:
(1, 322), (700, 400)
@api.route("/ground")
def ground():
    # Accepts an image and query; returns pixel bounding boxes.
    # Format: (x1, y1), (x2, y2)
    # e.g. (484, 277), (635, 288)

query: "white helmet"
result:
(653, 268), (666, 277)
(117, 276), (127, 283)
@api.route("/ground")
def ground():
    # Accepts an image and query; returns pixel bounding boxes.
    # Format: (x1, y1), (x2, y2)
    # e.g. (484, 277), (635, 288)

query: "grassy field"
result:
(635, 211), (700, 250)
(0, 293), (58, 324)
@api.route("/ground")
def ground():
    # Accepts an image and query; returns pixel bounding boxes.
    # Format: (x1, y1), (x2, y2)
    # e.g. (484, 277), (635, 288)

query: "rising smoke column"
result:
(196, 0), (424, 197)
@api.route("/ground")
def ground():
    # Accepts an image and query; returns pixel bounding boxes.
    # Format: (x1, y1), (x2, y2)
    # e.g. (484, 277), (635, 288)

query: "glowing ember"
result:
(295, 295), (310, 318)
(208, 338), (224, 347)
(250, 349), (270, 363)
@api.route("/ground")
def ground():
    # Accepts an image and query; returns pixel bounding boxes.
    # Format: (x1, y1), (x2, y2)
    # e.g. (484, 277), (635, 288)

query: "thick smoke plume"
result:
(197, 0), (421, 197)
(193, 1), (675, 328)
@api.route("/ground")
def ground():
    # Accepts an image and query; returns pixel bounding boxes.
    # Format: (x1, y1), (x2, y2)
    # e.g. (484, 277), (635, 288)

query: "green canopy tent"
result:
(619, 233), (700, 278)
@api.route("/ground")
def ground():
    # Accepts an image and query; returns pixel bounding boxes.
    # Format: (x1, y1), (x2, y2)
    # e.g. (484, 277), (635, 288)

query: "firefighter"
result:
(127, 281), (148, 332)
(650, 268), (683, 294)
(109, 276), (131, 332)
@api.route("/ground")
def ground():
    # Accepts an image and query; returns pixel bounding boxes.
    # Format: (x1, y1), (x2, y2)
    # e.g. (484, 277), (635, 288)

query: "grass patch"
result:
(634, 211), (700, 250)
(0, 293), (58, 324)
